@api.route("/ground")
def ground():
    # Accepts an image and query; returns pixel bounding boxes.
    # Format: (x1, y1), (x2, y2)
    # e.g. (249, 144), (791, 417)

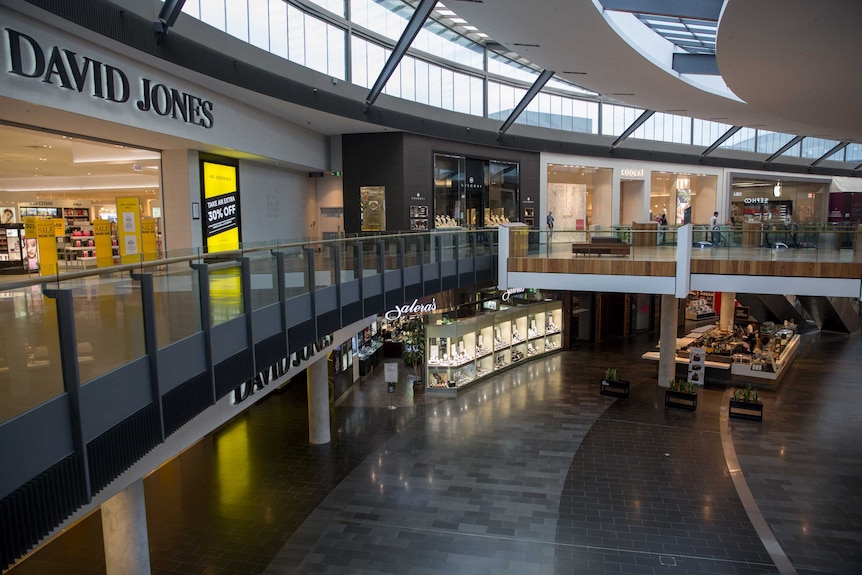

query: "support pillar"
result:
(719, 292), (736, 331)
(307, 358), (331, 444)
(658, 294), (678, 388)
(101, 479), (151, 575)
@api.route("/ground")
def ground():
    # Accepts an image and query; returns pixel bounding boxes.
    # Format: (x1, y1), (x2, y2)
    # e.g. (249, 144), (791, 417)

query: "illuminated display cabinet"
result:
(425, 300), (562, 393)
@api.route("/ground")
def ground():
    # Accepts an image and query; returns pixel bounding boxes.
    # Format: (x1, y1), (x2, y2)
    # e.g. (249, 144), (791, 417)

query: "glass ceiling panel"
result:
(845, 143), (862, 162)
(755, 130), (795, 155)
(633, 14), (717, 55)
(800, 138), (840, 159)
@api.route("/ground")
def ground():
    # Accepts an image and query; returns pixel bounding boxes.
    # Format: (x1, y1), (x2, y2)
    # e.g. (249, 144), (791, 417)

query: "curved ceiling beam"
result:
(717, 0), (862, 142)
(597, 0), (723, 20)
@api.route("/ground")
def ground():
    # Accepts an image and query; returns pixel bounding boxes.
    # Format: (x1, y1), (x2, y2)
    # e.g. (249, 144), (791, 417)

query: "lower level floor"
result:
(7, 331), (862, 575)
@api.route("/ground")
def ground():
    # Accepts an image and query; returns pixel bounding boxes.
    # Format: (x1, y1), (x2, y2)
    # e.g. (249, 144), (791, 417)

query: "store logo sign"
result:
(744, 197), (770, 204)
(384, 297), (436, 321)
(4, 28), (214, 129)
(621, 168), (644, 178)
(500, 287), (525, 301)
(232, 334), (333, 405)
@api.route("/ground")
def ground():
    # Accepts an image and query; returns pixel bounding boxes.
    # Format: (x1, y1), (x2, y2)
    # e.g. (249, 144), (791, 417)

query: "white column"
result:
(307, 358), (331, 444)
(658, 294), (678, 388)
(101, 479), (151, 575)
(720, 292), (736, 331)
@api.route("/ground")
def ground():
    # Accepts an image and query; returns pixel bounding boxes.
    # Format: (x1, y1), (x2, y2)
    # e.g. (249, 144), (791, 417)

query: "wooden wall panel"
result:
(509, 258), (676, 276)
(691, 260), (862, 279)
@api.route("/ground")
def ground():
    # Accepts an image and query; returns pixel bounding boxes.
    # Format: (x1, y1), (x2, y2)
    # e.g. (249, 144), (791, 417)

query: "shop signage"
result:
(232, 334), (334, 405)
(384, 297), (437, 321)
(620, 168), (645, 178)
(743, 197), (770, 204)
(5, 28), (214, 129)
(500, 287), (525, 302)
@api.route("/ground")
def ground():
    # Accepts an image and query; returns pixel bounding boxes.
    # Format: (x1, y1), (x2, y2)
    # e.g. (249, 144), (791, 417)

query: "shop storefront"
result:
(546, 164), (613, 235)
(650, 171), (718, 225)
(730, 175), (828, 225)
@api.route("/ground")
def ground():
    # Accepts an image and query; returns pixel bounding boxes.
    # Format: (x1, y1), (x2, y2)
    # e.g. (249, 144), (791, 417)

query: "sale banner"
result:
(116, 197), (142, 264)
(202, 161), (241, 254)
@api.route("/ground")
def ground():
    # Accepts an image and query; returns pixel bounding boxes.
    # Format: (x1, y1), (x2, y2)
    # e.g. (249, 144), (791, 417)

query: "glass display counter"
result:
(426, 300), (563, 393)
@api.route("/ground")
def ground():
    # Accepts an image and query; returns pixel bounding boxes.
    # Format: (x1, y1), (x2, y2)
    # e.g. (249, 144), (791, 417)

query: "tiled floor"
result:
(7, 332), (862, 575)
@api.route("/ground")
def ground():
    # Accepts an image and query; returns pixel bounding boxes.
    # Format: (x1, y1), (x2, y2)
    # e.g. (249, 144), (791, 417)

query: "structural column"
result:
(658, 294), (678, 388)
(719, 292), (736, 331)
(101, 479), (151, 575)
(307, 357), (331, 444)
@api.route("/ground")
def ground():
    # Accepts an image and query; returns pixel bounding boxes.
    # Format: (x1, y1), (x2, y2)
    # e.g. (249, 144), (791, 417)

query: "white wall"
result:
(239, 161), (317, 244)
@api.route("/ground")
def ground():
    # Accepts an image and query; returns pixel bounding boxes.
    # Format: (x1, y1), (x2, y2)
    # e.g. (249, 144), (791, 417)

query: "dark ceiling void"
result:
(672, 53), (719, 75)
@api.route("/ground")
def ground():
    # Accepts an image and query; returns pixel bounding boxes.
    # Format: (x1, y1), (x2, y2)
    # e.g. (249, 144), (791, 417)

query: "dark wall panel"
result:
(288, 320), (317, 353)
(0, 395), (74, 500)
(211, 316), (249, 364)
(214, 349), (254, 400)
(163, 371), (213, 437)
(80, 358), (152, 443)
(343, 133), (406, 233)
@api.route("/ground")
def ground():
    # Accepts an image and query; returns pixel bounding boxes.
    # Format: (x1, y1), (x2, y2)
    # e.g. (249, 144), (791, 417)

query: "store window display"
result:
(650, 172), (717, 225)
(546, 164), (612, 242)
(433, 154), (520, 228)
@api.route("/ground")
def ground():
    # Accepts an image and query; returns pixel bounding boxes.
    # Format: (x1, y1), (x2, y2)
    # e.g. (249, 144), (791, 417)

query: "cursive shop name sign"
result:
(500, 287), (525, 302)
(384, 298), (437, 321)
(4, 28), (214, 129)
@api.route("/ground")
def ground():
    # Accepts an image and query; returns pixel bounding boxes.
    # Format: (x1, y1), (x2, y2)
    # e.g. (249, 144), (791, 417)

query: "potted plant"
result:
(401, 316), (426, 394)
(665, 378), (697, 411)
(729, 385), (763, 421)
(600, 367), (630, 398)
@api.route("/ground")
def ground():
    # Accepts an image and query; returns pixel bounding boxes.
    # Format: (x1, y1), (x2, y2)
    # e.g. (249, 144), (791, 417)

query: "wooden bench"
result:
(572, 237), (631, 257)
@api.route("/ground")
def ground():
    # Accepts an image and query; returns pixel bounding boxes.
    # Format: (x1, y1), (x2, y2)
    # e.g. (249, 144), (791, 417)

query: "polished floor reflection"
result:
(8, 333), (862, 575)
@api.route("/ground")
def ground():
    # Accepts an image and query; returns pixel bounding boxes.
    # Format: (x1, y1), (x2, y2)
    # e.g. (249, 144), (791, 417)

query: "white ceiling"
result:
(446, 0), (862, 143)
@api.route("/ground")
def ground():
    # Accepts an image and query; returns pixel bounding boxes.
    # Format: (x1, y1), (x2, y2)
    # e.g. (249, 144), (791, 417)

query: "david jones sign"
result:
(4, 28), (214, 129)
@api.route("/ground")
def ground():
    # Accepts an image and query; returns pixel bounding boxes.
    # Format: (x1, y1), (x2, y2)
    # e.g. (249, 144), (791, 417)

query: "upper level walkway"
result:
(502, 224), (862, 299)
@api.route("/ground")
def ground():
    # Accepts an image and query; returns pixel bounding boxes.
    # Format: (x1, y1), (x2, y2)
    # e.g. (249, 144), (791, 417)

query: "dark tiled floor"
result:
(8, 332), (862, 575)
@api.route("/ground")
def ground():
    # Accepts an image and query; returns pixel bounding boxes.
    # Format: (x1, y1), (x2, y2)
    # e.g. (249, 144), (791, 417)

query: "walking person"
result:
(547, 211), (555, 243)
(709, 211), (720, 244)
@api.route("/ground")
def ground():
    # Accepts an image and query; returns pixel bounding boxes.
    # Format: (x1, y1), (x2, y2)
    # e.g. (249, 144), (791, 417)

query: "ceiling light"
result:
(477, 32), (488, 38)
(463, 25), (478, 31)
(450, 17), (467, 23)
(437, 9), (456, 15)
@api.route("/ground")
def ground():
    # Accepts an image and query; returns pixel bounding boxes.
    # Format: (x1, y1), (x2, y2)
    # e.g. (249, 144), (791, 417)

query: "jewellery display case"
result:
(426, 300), (563, 393)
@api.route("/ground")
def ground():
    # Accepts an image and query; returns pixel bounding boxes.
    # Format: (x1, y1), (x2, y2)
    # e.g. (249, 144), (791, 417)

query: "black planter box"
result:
(729, 399), (763, 421)
(600, 379), (630, 398)
(665, 389), (697, 411)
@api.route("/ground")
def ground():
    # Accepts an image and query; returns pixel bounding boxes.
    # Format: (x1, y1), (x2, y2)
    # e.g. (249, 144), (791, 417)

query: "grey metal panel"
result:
(80, 357), (152, 443)
(211, 316), (249, 363)
(423, 263), (439, 280)
(0, 395), (74, 500)
(285, 293), (312, 328)
(315, 285), (338, 313)
(405, 266), (421, 285)
(362, 275), (383, 296)
(157, 332), (207, 394)
(341, 279), (361, 305)
(460, 258), (475, 273)
(252, 302), (282, 342)
(441, 260), (457, 279)
(384, 270), (402, 291)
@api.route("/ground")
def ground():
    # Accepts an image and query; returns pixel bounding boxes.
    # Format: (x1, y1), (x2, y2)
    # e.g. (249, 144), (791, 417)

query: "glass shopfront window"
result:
(433, 154), (520, 228)
(546, 165), (613, 236)
(730, 177), (827, 224)
(650, 172), (717, 225)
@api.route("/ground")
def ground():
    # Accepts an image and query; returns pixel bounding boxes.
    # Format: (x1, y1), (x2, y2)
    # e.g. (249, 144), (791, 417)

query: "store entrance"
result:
(0, 124), (163, 275)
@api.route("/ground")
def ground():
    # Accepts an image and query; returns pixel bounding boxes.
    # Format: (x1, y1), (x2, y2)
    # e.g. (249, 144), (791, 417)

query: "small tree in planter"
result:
(600, 367), (630, 398)
(729, 385), (763, 421)
(401, 316), (426, 394)
(665, 378), (697, 411)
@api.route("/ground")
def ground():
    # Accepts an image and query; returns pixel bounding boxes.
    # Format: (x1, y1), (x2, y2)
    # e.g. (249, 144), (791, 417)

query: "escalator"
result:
(796, 296), (861, 333)
(735, 293), (811, 329)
